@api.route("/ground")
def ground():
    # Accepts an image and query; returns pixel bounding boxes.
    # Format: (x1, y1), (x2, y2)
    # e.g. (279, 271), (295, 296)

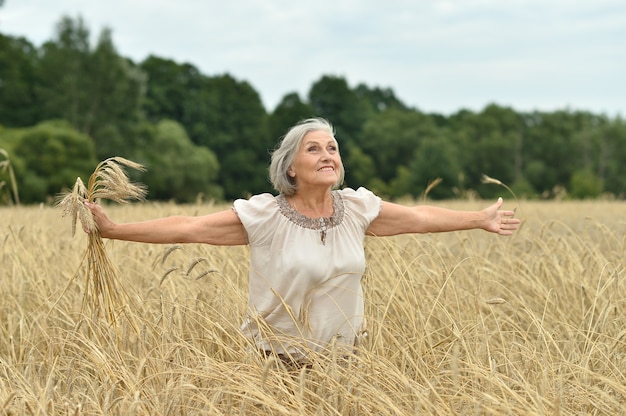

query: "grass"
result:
(1, 199), (625, 414)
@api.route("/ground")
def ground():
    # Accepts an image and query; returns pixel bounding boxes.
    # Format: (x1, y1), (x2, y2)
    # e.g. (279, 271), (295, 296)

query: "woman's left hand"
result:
(483, 197), (520, 235)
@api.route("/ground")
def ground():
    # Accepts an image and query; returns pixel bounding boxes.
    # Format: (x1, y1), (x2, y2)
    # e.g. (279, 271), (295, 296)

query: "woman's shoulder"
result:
(246, 192), (278, 204)
(336, 187), (382, 218)
(232, 193), (279, 216)
(232, 193), (281, 245)
(337, 187), (379, 201)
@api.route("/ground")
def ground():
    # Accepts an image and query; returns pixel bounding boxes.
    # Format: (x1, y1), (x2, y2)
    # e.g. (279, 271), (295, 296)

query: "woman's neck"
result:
(290, 189), (334, 218)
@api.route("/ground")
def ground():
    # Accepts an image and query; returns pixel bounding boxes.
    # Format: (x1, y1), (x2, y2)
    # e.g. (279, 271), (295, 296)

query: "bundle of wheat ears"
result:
(56, 157), (147, 326)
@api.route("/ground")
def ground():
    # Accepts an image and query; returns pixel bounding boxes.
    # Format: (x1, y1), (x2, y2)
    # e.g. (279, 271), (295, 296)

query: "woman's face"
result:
(288, 130), (342, 191)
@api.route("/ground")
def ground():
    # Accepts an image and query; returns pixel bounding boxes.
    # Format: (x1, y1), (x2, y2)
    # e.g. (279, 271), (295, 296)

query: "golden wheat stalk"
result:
(481, 174), (518, 201)
(0, 148), (20, 205)
(56, 157), (147, 326)
(423, 177), (443, 202)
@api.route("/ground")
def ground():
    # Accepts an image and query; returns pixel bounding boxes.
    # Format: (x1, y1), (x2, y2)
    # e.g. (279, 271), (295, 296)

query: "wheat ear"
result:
(56, 157), (147, 325)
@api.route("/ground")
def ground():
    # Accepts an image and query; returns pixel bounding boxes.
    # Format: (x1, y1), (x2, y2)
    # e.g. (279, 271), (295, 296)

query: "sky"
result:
(1, 0), (625, 117)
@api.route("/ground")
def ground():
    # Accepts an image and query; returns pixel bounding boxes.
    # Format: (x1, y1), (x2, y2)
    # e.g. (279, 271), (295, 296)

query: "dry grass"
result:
(1, 199), (625, 415)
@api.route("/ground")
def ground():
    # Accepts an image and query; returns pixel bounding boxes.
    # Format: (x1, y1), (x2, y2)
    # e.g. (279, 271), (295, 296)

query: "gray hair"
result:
(269, 118), (345, 196)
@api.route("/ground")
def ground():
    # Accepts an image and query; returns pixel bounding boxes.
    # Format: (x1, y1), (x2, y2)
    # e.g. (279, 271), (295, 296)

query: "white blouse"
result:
(233, 187), (381, 357)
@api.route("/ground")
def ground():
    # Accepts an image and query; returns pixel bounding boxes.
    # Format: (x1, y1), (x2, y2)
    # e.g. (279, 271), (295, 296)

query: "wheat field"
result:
(1, 199), (625, 415)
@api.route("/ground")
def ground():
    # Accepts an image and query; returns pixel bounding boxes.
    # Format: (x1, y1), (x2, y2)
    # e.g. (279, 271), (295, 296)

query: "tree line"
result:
(1, 16), (625, 204)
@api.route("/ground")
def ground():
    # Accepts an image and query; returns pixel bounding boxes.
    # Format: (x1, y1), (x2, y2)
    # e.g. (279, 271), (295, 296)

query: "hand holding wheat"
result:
(56, 157), (146, 325)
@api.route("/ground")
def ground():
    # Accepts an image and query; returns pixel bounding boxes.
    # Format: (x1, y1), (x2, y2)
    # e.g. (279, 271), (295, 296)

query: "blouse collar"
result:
(277, 191), (345, 231)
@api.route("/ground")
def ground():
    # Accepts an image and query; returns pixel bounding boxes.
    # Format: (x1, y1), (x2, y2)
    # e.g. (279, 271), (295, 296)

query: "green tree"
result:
(599, 117), (626, 196)
(12, 120), (97, 203)
(0, 34), (39, 126)
(36, 16), (91, 128)
(449, 104), (522, 197)
(36, 17), (145, 143)
(141, 120), (221, 202)
(0, 126), (21, 153)
(198, 74), (271, 199)
(509, 178), (537, 199)
(140, 57), (270, 199)
(389, 165), (412, 198)
(566, 113), (626, 198)
(360, 108), (439, 187)
(308, 75), (371, 147)
(570, 169), (604, 199)
(140, 56), (207, 128)
(343, 142), (378, 191)
(268, 93), (315, 144)
(87, 29), (146, 153)
(521, 110), (586, 195)
(406, 134), (461, 199)
(523, 160), (548, 196)
(353, 83), (407, 113)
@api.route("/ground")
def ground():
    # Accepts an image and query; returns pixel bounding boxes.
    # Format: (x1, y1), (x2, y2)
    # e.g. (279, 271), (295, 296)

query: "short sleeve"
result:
(338, 187), (382, 230)
(232, 193), (279, 246)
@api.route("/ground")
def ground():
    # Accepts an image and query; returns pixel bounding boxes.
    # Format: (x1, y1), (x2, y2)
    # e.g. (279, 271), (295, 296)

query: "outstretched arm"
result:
(366, 197), (520, 237)
(84, 201), (247, 246)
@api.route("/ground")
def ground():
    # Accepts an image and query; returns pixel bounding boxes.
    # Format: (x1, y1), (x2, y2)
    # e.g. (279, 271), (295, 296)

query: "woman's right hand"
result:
(82, 201), (115, 236)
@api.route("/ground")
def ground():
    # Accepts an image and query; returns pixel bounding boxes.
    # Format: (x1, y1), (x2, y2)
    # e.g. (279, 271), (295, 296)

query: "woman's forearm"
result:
(99, 215), (195, 243)
(87, 202), (247, 245)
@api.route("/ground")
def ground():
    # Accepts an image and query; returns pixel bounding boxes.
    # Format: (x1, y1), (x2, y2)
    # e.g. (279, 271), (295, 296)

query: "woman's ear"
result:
(288, 167), (295, 177)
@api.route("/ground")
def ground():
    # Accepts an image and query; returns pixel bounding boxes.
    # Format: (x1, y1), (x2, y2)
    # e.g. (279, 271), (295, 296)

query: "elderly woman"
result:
(85, 118), (519, 367)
